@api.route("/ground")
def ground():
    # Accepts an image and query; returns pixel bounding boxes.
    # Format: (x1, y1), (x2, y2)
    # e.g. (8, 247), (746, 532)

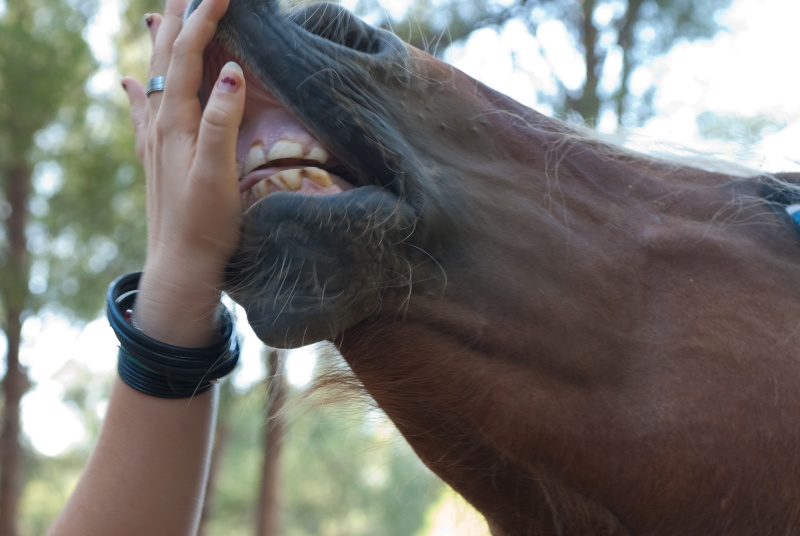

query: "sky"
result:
(15, 0), (800, 458)
(442, 0), (800, 170)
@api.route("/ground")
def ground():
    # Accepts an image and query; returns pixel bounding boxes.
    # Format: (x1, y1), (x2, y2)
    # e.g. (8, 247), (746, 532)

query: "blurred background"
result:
(0, 0), (798, 534)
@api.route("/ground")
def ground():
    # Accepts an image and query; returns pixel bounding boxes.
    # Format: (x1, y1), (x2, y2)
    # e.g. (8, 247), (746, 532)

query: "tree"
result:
(0, 0), (157, 532)
(257, 349), (287, 536)
(349, 0), (733, 128)
(201, 374), (442, 536)
(0, 2), (97, 533)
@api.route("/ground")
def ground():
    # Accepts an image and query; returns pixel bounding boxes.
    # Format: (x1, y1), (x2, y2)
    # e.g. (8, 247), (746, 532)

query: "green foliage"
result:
(343, 0), (733, 127)
(16, 364), (113, 534)
(0, 0), (147, 321)
(282, 406), (439, 536)
(30, 91), (147, 319)
(520, 0), (734, 124)
(205, 381), (443, 535)
(0, 0), (96, 161)
(18, 450), (85, 536)
(1, 0), (149, 532)
(0, 0), (97, 314)
(359, 0), (500, 53)
(697, 111), (783, 144)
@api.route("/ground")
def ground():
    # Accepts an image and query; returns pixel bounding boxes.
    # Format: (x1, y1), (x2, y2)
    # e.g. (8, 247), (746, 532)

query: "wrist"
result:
(106, 273), (240, 398)
(135, 263), (227, 347)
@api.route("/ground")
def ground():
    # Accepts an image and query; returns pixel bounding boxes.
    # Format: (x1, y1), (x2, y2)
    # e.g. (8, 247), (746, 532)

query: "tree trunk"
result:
(571, 0), (602, 123)
(614, 0), (646, 126)
(0, 313), (26, 536)
(0, 163), (32, 536)
(256, 348), (287, 536)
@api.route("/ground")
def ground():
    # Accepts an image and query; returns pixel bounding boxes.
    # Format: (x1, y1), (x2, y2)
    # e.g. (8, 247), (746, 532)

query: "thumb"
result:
(194, 61), (246, 186)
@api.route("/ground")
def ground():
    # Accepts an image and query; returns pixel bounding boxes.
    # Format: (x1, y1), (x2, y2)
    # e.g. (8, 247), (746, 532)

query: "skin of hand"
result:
(125, 0), (245, 347)
(47, 1), (246, 534)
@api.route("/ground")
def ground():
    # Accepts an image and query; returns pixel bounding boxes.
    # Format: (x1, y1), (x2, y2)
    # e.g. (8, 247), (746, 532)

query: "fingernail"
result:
(218, 62), (243, 93)
(144, 13), (154, 28)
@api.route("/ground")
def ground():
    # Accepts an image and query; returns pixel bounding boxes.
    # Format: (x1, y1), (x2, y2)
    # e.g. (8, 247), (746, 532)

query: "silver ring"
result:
(145, 76), (166, 97)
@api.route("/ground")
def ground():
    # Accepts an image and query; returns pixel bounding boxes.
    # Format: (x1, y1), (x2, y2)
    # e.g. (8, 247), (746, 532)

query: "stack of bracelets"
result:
(106, 272), (240, 398)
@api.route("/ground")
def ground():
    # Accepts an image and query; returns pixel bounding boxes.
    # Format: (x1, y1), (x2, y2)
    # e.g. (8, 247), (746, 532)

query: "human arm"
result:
(47, 0), (245, 534)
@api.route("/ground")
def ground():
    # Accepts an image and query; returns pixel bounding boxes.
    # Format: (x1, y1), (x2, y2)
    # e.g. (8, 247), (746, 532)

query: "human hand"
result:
(121, 0), (245, 346)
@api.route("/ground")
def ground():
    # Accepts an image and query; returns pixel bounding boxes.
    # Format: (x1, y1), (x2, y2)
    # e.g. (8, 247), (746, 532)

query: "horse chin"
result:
(225, 185), (418, 349)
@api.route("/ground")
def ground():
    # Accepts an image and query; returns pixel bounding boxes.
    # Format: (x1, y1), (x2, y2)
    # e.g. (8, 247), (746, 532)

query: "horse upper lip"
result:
(200, 12), (399, 196)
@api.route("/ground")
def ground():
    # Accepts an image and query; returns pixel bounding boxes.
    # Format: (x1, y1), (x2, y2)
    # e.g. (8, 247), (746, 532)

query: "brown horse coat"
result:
(187, 1), (800, 534)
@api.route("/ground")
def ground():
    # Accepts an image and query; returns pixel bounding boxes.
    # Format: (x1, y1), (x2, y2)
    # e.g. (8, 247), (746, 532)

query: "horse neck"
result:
(336, 314), (631, 534)
(333, 114), (781, 533)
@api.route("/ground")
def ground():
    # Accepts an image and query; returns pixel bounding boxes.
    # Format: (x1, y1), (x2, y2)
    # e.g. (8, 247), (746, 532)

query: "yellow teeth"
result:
(303, 166), (333, 187)
(246, 167), (334, 205)
(267, 140), (304, 162)
(251, 177), (271, 199)
(243, 144), (266, 178)
(305, 146), (329, 164)
(270, 168), (303, 191)
(242, 139), (331, 177)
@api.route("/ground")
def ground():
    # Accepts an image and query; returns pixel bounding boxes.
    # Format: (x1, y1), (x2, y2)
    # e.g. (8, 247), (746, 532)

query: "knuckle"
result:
(201, 106), (237, 134)
(170, 34), (190, 61)
(153, 116), (170, 138)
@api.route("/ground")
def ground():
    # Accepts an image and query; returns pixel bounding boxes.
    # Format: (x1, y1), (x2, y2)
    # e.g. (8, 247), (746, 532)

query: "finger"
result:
(161, 0), (229, 114)
(121, 77), (149, 161)
(147, 0), (189, 109)
(144, 13), (163, 45)
(194, 62), (246, 187)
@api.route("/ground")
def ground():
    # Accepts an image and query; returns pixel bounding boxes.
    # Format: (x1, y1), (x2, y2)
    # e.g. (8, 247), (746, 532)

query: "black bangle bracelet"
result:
(106, 272), (240, 398)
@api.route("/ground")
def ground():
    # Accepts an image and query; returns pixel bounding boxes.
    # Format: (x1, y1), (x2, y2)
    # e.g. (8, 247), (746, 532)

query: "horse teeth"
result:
(245, 166), (338, 208)
(303, 167), (333, 187)
(305, 146), (329, 164)
(251, 178), (271, 200)
(243, 141), (331, 178)
(244, 144), (266, 176)
(267, 140), (304, 162)
(270, 169), (303, 191)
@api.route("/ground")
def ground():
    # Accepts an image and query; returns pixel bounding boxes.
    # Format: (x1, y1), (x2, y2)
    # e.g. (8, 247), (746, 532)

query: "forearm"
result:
(48, 379), (217, 536)
(50, 262), (226, 535)
(50, 0), (245, 532)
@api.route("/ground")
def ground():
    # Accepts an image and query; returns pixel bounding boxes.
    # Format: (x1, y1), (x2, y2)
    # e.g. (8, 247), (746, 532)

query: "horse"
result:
(186, 1), (800, 534)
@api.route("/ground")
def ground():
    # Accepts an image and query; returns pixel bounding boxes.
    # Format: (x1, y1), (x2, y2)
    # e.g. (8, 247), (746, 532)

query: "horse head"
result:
(188, 1), (800, 534)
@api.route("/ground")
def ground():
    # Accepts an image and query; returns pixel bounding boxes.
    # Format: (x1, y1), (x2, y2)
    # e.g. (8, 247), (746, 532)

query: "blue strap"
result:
(786, 204), (800, 227)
